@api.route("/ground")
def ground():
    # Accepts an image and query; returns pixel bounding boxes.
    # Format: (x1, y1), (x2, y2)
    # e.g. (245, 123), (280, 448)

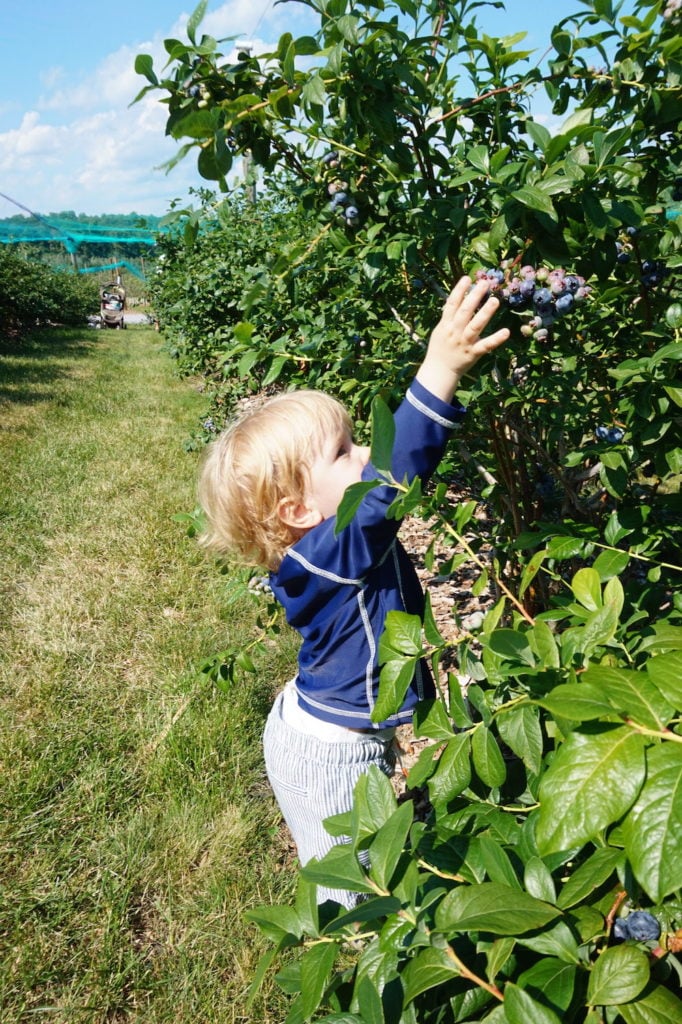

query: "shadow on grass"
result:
(0, 328), (99, 409)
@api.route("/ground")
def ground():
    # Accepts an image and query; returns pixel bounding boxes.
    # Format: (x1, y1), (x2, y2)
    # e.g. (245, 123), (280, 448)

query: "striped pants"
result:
(262, 689), (395, 908)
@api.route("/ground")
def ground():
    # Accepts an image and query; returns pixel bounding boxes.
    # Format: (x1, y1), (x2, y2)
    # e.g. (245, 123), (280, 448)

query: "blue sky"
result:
(0, 1), (629, 218)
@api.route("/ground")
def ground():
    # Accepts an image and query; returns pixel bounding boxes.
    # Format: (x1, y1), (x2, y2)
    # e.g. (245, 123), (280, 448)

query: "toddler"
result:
(198, 276), (509, 906)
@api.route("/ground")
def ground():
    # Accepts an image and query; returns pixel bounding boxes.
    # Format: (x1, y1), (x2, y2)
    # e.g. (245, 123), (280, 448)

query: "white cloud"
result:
(0, 0), (319, 215)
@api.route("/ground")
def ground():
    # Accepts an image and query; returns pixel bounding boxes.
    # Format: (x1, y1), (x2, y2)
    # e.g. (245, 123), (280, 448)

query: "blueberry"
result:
(519, 278), (535, 298)
(321, 150), (340, 165)
(345, 205), (359, 218)
(564, 275), (581, 293)
(607, 427), (624, 442)
(613, 918), (630, 940)
(595, 425), (610, 440)
(617, 251), (631, 264)
(533, 287), (553, 311)
(625, 226), (638, 236)
(555, 292), (574, 316)
(621, 911), (661, 942)
(507, 292), (526, 308)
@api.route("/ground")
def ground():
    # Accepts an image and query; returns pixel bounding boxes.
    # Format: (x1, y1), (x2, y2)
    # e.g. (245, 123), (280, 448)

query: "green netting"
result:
(0, 219), (160, 247)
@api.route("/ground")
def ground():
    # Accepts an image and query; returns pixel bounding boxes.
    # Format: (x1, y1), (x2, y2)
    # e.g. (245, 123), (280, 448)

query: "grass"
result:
(0, 326), (299, 1022)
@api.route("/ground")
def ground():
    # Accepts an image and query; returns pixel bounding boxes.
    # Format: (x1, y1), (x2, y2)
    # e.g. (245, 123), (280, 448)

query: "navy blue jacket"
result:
(270, 378), (466, 729)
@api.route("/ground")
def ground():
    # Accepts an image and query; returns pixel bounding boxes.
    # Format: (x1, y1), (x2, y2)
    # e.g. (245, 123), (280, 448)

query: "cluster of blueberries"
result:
(322, 151), (360, 228)
(615, 225), (676, 289)
(595, 424), (625, 444)
(612, 910), (661, 943)
(475, 264), (591, 342)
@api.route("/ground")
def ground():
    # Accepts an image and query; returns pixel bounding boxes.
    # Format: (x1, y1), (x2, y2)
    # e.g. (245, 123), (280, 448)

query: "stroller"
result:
(99, 284), (126, 329)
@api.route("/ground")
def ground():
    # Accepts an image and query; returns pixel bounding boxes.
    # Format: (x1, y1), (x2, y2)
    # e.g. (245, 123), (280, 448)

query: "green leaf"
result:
(336, 14), (360, 44)
(245, 946), (280, 1009)
(372, 656), (417, 723)
(525, 120), (551, 152)
(412, 699), (455, 741)
(638, 626), (682, 655)
(477, 835), (521, 889)
(186, 0), (208, 44)
(517, 919), (580, 964)
(535, 682), (617, 722)
(335, 480), (381, 533)
(401, 947), (459, 1004)
(547, 535), (588, 560)
(523, 857), (557, 904)
(622, 743), (682, 903)
(618, 983), (682, 1024)
(582, 665), (674, 730)
(517, 959), (576, 1013)
(301, 843), (375, 894)
(487, 629), (536, 667)
(350, 766), (397, 847)
(244, 904), (302, 944)
(502, 982), (562, 1024)
(519, 549), (549, 599)
(134, 53), (158, 85)
(487, 937), (516, 983)
(513, 186), (557, 220)
(434, 882), (560, 936)
(587, 945), (650, 1006)
(536, 727), (647, 855)
(406, 741), (442, 789)
(561, 592), (621, 660)
(467, 145), (490, 174)
(472, 726), (506, 788)
(322, 896), (401, 936)
(369, 395), (395, 474)
(299, 941), (339, 1019)
(379, 611), (423, 659)
(261, 354), (287, 387)
(647, 651), (682, 708)
(529, 620), (560, 670)
(369, 800), (413, 890)
(427, 732), (472, 805)
(592, 548), (630, 580)
(557, 846), (624, 909)
(497, 704), (543, 776)
(422, 591), (444, 647)
(571, 567), (602, 611)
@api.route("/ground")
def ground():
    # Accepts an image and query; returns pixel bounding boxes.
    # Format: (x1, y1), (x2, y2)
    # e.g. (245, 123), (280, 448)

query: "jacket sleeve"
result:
(281, 378), (466, 584)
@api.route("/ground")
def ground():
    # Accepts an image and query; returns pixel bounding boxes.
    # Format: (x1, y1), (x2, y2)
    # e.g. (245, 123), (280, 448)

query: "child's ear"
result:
(277, 496), (323, 532)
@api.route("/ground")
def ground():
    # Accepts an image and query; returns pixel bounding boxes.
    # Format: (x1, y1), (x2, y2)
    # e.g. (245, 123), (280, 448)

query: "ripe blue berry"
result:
(533, 287), (553, 311)
(613, 911), (661, 942)
(555, 292), (574, 316)
(627, 912), (661, 941)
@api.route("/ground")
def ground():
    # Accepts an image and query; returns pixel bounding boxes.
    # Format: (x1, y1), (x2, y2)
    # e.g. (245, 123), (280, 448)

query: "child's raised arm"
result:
(416, 275), (510, 403)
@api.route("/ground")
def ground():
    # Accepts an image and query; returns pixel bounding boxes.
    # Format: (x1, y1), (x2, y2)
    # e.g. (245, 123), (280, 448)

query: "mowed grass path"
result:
(0, 327), (298, 1023)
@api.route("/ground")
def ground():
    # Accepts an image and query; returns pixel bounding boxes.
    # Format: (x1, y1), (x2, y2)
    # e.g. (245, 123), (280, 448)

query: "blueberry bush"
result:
(0, 246), (98, 337)
(138, 1), (682, 1020)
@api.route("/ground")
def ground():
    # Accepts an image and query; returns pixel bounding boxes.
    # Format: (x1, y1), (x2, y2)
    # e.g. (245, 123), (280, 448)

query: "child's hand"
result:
(416, 276), (510, 402)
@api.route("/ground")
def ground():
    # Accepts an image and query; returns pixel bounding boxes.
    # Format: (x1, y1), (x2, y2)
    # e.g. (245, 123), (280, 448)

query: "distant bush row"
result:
(0, 247), (99, 337)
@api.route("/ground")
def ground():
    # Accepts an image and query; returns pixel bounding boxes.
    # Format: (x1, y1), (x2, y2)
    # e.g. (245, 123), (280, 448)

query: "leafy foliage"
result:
(139, 1), (682, 1019)
(0, 246), (99, 336)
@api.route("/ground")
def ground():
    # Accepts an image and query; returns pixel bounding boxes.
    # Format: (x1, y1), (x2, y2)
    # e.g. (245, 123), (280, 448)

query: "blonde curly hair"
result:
(198, 390), (353, 570)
